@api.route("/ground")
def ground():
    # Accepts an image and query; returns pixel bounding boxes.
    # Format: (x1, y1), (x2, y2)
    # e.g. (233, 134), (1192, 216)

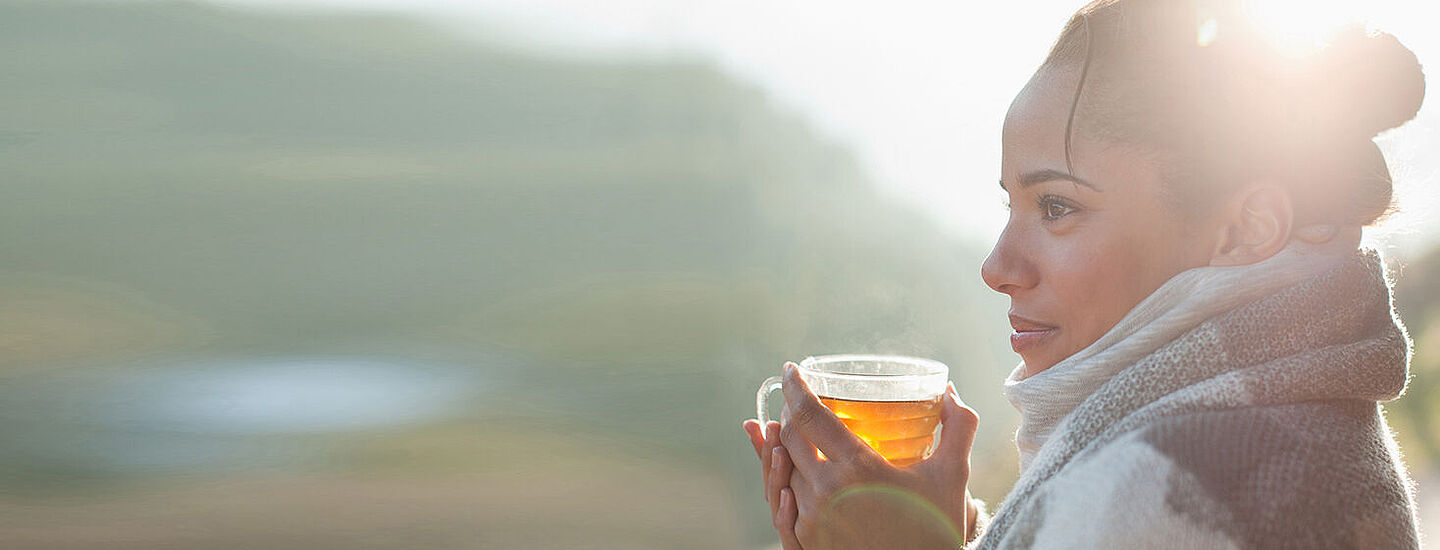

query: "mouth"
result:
(1008, 313), (1058, 354)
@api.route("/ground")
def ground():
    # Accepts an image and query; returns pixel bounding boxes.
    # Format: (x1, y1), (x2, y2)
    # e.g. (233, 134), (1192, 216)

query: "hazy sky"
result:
(213, 0), (1440, 253)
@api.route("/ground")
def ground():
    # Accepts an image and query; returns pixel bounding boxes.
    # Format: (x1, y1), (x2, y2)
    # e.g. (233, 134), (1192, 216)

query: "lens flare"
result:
(1197, 18), (1219, 47)
(828, 484), (964, 545)
(1242, 0), (1362, 56)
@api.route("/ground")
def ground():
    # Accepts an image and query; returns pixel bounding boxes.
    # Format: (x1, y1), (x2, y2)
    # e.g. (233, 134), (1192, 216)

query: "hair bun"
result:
(1319, 26), (1426, 138)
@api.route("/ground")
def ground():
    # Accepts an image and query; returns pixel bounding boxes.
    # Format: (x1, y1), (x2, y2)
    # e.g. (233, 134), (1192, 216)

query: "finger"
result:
(761, 421), (782, 503)
(927, 382), (980, 478)
(778, 403), (822, 472)
(776, 487), (803, 550)
(784, 462), (819, 543)
(766, 446), (789, 521)
(742, 419), (765, 460)
(787, 464), (817, 507)
(780, 362), (868, 462)
(767, 445), (792, 521)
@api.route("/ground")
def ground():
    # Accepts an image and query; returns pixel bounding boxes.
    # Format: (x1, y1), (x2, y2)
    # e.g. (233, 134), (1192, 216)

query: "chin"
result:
(1022, 339), (1090, 377)
(1020, 354), (1060, 378)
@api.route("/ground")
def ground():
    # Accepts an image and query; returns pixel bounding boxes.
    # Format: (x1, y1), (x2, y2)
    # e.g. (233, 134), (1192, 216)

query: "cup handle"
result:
(756, 375), (783, 430)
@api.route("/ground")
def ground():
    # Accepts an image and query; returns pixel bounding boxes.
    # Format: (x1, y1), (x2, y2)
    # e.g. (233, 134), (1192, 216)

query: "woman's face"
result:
(982, 67), (1219, 377)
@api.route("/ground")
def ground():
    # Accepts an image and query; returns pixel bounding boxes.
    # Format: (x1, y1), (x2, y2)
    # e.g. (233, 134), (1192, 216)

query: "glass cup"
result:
(757, 354), (950, 466)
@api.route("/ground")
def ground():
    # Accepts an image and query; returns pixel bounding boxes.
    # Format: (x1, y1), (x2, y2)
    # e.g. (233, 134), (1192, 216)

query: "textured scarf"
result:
(974, 243), (1418, 549)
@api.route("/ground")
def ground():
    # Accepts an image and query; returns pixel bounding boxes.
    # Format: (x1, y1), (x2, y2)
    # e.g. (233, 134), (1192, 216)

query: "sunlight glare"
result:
(1242, 0), (1361, 57)
(1197, 18), (1219, 47)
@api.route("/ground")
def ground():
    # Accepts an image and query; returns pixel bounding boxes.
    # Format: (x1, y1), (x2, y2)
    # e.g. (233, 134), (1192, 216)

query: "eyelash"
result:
(1037, 194), (1079, 221)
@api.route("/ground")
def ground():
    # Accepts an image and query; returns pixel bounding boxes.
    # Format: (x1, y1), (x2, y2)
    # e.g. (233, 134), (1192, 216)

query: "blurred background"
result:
(1, 0), (1437, 548)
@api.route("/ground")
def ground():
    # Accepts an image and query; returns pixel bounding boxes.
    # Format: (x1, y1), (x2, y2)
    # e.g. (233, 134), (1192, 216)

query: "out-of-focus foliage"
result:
(0, 1), (1018, 548)
(1393, 248), (1440, 469)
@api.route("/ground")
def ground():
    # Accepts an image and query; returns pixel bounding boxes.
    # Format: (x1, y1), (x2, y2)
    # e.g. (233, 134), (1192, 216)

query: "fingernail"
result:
(780, 488), (793, 509)
(772, 447), (781, 468)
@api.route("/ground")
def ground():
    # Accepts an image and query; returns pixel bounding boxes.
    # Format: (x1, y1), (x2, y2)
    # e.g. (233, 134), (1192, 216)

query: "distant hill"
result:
(0, 0), (1012, 370)
(0, 0), (1020, 522)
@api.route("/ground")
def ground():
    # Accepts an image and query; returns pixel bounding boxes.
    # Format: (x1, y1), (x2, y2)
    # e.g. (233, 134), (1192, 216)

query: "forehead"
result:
(1002, 66), (1084, 176)
(1000, 66), (1167, 196)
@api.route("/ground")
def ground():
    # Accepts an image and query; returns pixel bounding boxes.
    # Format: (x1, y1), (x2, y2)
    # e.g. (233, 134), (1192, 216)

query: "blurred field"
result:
(0, 424), (740, 549)
(0, 1), (1436, 548)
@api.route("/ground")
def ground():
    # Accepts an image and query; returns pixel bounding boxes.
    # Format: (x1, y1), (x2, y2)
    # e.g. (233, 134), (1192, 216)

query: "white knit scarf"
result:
(1002, 238), (1360, 473)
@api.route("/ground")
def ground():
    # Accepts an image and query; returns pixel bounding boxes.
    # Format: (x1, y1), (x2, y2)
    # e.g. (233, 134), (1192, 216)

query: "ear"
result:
(1209, 185), (1294, 267)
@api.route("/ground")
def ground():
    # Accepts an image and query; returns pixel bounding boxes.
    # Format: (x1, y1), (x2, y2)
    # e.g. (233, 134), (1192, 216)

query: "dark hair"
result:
(1042, 0), (1425, 227)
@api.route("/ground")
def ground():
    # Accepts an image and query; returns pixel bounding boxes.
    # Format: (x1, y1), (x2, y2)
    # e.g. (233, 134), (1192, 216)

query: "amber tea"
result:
(820, 395), (943, 466)
(758, 354), (950, 466)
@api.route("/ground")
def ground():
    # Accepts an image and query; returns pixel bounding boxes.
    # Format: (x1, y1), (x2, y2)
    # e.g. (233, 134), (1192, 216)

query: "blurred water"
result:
(109, 358), (478, 434)
(0, 357), (486, 478)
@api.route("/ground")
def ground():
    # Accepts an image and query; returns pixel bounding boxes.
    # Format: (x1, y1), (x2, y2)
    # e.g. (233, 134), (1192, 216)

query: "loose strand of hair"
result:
(1065, 13), (1096, 176)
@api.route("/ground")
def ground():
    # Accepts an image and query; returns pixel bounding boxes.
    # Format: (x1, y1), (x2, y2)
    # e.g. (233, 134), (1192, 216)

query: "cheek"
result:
(1043, 231), (1159, 350)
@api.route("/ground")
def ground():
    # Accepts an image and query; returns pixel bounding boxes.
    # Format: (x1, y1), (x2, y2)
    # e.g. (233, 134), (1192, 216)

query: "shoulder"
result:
(1020, 421), (1242, 549)
(1137, 400), (1378, 458)
(1123, 401), (1418, 549)
(1130, 401), (1378, 487)
(1018, 402), (1418, 549)
(1131, 400), (1402, 496)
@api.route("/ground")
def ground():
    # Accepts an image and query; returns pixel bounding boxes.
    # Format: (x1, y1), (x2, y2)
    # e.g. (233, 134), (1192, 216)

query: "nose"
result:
(981, 221), (1037, 296)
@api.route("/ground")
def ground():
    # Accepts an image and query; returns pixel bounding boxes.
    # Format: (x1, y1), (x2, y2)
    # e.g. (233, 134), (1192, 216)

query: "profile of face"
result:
(981, 66), (1222, 377)
(979, 5), (1415, 378)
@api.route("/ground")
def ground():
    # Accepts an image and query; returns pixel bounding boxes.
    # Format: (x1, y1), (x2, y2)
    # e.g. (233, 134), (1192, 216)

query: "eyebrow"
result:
(999, 169), (1102, 192)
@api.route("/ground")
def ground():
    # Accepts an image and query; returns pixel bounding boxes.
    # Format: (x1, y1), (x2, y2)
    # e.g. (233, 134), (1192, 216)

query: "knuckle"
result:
(779, 419), (803, 445)
(765, 423), (782, 443)
(772, 465), (789, 485)
(774, 454), (792, 476)
(789, 401), (823, 428)
(854, 452), (887, 473)
(950, 404), (979, 427)
(961, 406), (980, 425)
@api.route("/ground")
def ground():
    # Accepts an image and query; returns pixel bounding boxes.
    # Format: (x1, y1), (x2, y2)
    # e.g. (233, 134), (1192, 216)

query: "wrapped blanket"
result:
(973, 244), (1419, 549)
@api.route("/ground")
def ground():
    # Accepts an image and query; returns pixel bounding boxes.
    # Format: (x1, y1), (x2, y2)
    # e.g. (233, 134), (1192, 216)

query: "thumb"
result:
(932, 382), (979, 473)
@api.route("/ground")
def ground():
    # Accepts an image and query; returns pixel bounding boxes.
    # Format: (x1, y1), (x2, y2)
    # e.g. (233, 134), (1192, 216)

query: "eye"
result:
(1038, 195), (1079, 221)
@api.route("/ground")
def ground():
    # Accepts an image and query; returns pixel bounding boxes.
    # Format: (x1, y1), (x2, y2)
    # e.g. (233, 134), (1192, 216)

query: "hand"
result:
(777, 362), (979, 550)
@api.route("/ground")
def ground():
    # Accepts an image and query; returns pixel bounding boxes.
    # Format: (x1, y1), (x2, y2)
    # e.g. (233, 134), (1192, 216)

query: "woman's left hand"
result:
(775, 361), (979, 550)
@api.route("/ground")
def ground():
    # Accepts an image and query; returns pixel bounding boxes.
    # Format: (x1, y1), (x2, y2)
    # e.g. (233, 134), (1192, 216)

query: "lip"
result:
(1008, 313), (1057, 354)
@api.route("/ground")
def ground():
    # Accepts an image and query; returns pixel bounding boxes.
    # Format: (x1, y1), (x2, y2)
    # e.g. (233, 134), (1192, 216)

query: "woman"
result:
(742, 0), (1426, 547)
